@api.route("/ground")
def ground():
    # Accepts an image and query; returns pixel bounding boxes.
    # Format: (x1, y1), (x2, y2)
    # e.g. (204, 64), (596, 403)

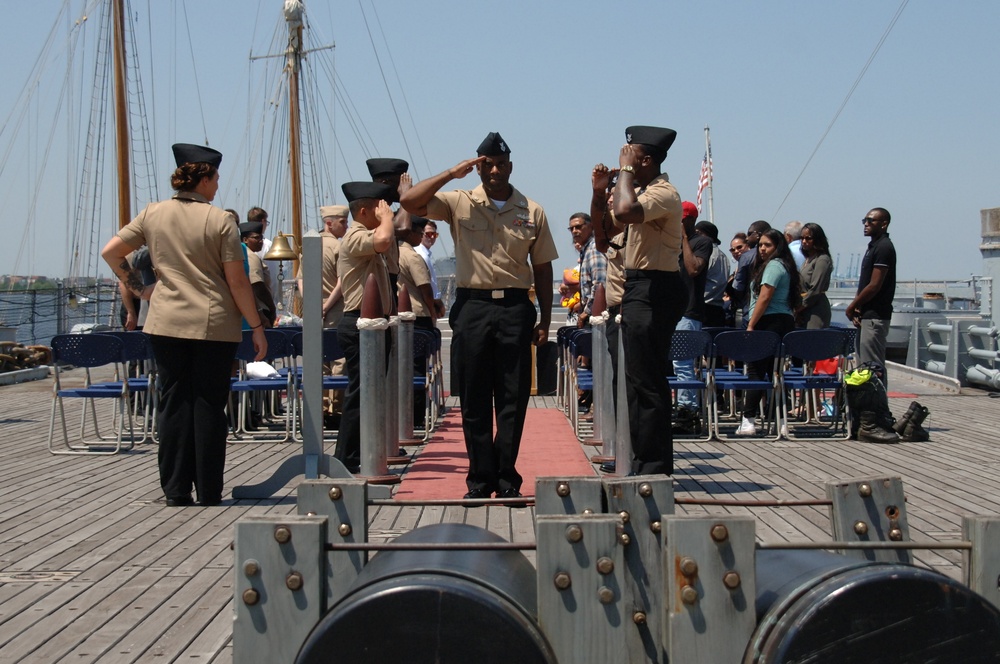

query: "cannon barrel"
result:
(746, 549), (1000, 663)
(296, 523), (556, 663)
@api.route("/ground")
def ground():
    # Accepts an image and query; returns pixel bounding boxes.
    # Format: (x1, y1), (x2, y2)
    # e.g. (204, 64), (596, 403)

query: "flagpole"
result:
(704, 125), (715, 224)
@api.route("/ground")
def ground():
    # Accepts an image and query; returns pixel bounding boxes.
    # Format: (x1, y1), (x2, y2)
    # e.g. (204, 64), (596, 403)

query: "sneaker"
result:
(736, 417), (757, 436)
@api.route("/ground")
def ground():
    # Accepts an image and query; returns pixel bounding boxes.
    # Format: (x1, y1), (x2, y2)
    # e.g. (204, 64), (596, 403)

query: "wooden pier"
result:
(0, 365), (997, 662)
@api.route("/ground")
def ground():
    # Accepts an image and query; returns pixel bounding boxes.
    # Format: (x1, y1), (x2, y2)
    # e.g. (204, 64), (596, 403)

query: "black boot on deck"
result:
(858, 411), (900, 444)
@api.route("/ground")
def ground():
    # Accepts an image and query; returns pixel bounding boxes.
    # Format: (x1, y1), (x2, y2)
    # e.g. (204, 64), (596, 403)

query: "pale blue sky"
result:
(1, 0), (997, 281)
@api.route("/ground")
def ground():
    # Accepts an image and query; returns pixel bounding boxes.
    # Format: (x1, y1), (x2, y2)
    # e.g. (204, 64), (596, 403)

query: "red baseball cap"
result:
(682, 201), (699, 220)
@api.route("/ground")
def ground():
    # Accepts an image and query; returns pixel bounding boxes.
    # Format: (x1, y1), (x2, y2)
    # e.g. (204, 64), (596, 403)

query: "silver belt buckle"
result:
(491, 289), (504, 299)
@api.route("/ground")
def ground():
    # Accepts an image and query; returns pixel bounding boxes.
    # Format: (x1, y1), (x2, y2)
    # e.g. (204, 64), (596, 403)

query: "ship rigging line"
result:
(770, 0), (909, 222)
(357, 0), (420, 180)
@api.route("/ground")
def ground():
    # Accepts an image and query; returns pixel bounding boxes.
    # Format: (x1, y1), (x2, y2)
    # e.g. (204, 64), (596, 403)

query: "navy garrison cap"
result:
(625, 126), (677, 156)
(239, 222), (264, 236)
(476, 132), (510, 156)
(171, 143), (222, 168)
(341, 181), (395, 203)
(366, 158), (409, 179)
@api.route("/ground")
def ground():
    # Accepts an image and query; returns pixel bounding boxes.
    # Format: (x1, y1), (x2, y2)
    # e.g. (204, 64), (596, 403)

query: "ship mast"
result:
(112, 0), (131, 230)
(285, 0), (304, 277)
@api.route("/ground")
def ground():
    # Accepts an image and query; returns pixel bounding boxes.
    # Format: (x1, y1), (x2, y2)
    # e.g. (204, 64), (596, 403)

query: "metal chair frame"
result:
(230, 329), (294, 442)
(668, 329), (715, 441)
(709, 330), (783, 441)
(778, 329), (851, 440)
(47, 334), (135, 455)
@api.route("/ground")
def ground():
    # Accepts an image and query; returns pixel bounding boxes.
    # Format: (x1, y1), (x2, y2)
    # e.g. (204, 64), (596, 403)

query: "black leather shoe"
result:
(496, 488), (522, 499)
(463, 488), (491, 500)
(165, 495), (195, 507)
(599, 462), (616, 473)
(197, 496), (223, 507)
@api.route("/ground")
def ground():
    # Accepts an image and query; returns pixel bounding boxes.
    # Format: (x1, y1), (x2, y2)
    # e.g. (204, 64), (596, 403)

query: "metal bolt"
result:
(885, 505), (900, 519)
(650, 520), (662, 534)
(888, 528), (903, 541)
(328, 486), (343, 501)
(710, 524), (729, 543)
(638, 482), (653, 498)
(597, 586), (615, 604)
(582, 508), (595, 515)
(722, 571), (742, 590)
(338, 523), (352, 537)
(679, 557), (698, 577)
(680, 585), (698, 605)
(858, 482), (872, 498)
(242, 588), (260, 606)
(596, 557), (615, 575)
(553, 572), (572, 590)
(854, 520), (869, 536)
(619, 532), (632, 546)
(556, 482), (571, 497)
(619, 510), (630, 524)
(274, 526), (292, 544)
(306, 511), (317, 517)
(632, 611), (647, 625)
(286, 571), (303, 591)
(242, 560), (260, 577)
(565, 524), (583, 544)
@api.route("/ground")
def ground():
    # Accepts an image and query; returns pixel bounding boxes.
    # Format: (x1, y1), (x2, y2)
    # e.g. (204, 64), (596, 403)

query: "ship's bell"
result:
(263, 232), (297, 261)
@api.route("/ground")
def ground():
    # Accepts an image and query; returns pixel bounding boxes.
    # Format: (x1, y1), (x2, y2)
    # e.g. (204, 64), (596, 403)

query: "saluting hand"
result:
(592, 164), (618, 192)
(619, 144), (640, 169)
(449, 156), (486, 180)
(375, 199), (395, 224)
(397, 172), (412, 197)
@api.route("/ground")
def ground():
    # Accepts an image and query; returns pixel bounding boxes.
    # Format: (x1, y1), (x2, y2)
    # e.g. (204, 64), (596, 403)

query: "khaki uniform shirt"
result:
(247, 250), (266, 287)
(118, 191), (243, 342)
(384, 240), (400, 276)
(605, 232), (626, 308)
(614, 174), (682, 272)
(338, 222), (392, 315)
(425, 184), (558, 289)
(397, 242), (433, 317)
(296, 231), (343, 327)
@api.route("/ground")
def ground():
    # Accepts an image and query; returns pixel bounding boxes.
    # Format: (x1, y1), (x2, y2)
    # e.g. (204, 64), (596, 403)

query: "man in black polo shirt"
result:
(847, 207), (896, 386)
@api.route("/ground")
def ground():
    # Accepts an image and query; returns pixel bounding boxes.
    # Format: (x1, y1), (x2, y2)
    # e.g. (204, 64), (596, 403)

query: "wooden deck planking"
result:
(0, 366), (997, 661)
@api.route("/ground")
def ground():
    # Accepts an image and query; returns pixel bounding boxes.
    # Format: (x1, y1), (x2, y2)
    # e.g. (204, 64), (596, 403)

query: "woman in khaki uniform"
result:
(102, 143), (266, 507)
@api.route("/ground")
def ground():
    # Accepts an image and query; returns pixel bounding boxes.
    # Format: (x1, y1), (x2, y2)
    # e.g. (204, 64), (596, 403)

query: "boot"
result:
(900, 402), (930, 442)
(892, 401), (919, 435)
(858, 411), (900, 444)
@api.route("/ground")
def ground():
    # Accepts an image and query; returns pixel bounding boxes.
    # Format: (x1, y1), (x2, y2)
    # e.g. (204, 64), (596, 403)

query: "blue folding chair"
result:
(96, 331), (157, 442)
(779, 328), (850, 439)
(230, 329), (293, 442)
(413, 329), (437, 438)
(289, 329), (350, 442)
(668, 329), (714, 440)
(709, 330), (783, 440)
(568, 329), (593, 439)
(47, 333), (135, 455)
(555, 325), (578, 412)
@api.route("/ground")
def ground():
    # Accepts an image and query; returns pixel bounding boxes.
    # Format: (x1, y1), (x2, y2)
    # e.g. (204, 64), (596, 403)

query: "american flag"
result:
(697, 146), (713, 214)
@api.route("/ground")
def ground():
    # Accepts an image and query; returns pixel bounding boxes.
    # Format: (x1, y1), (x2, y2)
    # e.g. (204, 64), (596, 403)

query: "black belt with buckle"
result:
(456, 287), (529, 301)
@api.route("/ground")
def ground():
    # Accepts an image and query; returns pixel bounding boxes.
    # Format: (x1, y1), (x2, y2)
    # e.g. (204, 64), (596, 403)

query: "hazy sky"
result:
(1, 0), (997, 281)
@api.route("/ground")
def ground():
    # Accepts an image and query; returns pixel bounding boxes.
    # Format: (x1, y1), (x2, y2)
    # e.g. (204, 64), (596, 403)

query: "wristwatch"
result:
(619, 165), (635, 174)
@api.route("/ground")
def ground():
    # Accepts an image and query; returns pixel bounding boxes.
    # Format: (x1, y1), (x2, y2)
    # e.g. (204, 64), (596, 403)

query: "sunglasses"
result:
(568, 224), (586, 231)
(862, 217), (883, 225)
(424, 231), (438, 238)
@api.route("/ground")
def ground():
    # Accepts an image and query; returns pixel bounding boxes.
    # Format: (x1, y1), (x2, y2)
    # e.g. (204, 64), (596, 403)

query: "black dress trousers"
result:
(336, 311), (392, 470)
(621, 271), (686, 475)
(149, 335), (238, 503)
(449, 289), (536, 494)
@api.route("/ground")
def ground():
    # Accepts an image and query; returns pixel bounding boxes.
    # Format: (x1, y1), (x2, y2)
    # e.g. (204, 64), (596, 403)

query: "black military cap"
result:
(171, 143), (223, 168)
(625, 126), (677, 155)
(476, 131), (510, 156)
(239, 221), (264, 236)
(366, 158), (409, 179)
(341, 181), (395, 203)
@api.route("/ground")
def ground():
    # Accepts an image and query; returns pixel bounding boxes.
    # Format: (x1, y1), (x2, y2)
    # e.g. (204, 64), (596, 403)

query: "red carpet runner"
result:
(395, 407), (597, 500)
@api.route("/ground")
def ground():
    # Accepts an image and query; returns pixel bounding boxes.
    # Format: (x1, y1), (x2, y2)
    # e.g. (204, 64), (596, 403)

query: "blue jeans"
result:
(673, 317), (702, 409)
